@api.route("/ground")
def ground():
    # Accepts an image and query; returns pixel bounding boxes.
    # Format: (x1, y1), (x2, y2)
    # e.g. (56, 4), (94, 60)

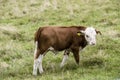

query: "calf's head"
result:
(78, 27), (101, 45)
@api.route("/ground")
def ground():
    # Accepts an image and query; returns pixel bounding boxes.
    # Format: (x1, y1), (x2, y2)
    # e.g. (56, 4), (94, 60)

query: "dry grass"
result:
(0, 25), (17, 33)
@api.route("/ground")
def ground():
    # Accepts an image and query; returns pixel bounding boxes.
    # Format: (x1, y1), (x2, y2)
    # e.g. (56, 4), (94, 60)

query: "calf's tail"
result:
(34, 27), (43, 42)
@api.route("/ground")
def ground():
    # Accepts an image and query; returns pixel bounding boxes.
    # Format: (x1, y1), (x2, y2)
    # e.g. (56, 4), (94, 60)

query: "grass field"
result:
(0, 0), (120, 80)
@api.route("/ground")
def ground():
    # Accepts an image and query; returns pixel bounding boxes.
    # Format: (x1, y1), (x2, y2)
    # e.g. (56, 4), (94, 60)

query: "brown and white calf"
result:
(33, 26), (101, 75)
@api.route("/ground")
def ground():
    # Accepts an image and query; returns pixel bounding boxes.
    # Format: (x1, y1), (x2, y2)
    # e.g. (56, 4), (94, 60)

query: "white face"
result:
(81, 27), (97, 45)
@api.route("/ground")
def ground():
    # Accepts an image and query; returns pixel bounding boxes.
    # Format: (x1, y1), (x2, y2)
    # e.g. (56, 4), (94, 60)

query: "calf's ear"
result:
(96, 30), (102, 35)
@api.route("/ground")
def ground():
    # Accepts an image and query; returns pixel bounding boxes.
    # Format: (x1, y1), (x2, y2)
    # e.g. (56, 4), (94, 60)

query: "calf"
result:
(33, 26), (101, 75)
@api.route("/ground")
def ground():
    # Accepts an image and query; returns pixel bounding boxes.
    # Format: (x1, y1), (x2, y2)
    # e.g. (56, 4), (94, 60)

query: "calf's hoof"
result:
(33, 71), (37, 76)
(39, 69), (44, 74)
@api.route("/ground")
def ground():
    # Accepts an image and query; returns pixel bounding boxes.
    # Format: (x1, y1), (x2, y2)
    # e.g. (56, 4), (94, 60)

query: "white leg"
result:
(60, 54), (68, 68)
(33, 41), (38, 75)
(33, 59), (39, 75)
(33, 54), (44, 75)
(38, 54), (44, 74)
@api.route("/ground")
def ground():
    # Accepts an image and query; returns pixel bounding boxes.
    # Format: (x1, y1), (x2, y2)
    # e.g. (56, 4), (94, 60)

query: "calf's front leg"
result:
(72, 48), (80, 65)
(60, 50), (70, 68)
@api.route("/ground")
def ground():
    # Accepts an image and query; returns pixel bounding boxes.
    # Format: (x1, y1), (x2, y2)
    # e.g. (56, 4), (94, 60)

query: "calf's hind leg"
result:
(33, 42), (47, 75)
(33, 41), (40, 75)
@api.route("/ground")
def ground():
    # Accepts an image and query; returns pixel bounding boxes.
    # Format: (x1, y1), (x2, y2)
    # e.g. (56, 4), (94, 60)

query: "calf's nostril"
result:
(92, 43), (95, 45)
(92, 43), (96, 45)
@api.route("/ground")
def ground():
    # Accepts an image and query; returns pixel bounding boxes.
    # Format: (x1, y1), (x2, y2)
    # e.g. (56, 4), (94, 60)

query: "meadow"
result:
(0, 0), (120, 80)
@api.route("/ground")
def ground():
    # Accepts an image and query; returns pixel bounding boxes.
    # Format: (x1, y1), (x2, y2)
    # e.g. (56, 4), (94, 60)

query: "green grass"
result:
(0, 0), (120, 80)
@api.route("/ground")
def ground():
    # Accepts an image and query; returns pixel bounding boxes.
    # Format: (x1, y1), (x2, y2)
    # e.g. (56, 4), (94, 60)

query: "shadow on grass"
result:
(81, 57), (105, 68)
